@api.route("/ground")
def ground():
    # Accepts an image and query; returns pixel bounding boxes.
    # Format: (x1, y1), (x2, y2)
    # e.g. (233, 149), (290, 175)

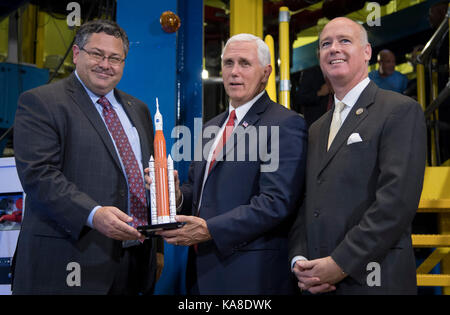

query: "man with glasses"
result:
(12, 20), (159, 295)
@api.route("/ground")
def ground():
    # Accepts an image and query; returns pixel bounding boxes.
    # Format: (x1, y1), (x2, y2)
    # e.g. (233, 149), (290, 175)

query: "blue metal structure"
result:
(117, 0), (203, 295)
(0, 63), (49, 128)
(0, 63), (48, 155)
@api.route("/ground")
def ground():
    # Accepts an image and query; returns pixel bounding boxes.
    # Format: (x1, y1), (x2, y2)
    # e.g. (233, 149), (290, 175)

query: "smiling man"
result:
(153, 33), (307, 294)
(289, 17), (426, 295)
(12, 20), (160, 295)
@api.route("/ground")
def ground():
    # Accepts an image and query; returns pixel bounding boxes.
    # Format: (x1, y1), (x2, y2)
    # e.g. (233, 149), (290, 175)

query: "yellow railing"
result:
(278, 7), (290, 109)
(413, 167), (450, 294)
(265, 35), (277, 102)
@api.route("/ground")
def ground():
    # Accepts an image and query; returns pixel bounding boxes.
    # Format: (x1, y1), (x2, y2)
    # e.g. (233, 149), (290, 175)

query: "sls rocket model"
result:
(148, 98), (178, 229)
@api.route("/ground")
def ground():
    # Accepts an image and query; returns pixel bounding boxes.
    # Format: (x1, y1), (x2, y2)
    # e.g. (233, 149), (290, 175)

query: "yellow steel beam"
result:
(412, 235), (450, 247)
(264, 35), (277, 102)
(418, 200), (450, 211)
(35, 10), (47, 69)
(230, 0), (263, 38)
(417, 274), (450, 287)
(429, 59), (439, 166)
(440, 213), (450, 294)
(0, 17), (8, 61)
(420, 167), (450, 201)
(443, 5), (450, 295)
(278, 7), (290, 109)
(416, 248), (450, 274)
(416, 63), (426, 111)
(20, 4), (38, 64)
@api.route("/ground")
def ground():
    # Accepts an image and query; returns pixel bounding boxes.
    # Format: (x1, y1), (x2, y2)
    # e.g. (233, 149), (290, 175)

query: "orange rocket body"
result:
(154, 130), (170, 219)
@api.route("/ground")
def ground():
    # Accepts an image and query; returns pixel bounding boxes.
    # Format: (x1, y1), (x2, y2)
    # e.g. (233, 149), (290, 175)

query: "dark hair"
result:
(74, 19), (129, 56)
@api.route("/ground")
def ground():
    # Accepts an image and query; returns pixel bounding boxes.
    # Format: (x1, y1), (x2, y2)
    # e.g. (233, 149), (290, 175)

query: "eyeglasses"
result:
(80, 47), (125, 66)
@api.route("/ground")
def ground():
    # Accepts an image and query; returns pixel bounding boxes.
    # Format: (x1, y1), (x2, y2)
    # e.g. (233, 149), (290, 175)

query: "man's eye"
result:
(92, 52), (103, 58)
(321, 42), (330, 48)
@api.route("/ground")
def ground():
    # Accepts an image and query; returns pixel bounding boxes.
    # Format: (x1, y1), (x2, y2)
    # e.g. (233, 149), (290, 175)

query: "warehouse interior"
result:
(0, 0), (449, 295)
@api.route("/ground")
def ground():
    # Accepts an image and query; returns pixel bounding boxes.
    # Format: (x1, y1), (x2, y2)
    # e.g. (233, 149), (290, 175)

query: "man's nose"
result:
(98, 56), (111, 68)
(329, 41), (340, 53)
(230, 64), (240, 76)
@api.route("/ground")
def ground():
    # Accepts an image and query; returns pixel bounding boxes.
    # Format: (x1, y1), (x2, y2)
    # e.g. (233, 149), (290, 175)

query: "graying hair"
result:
(74, 19), (129, 56)
(221, 33), (271, 67)
(357, 22), (369, 45)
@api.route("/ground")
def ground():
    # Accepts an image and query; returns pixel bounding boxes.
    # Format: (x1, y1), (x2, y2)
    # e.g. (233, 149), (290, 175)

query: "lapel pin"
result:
(242, 121), (249, 128)
(356, 108), (364, 115)
(127, 101), (132, 106)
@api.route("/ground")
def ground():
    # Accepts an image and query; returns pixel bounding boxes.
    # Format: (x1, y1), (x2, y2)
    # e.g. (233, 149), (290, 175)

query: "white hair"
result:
(221, 33), (271, 67)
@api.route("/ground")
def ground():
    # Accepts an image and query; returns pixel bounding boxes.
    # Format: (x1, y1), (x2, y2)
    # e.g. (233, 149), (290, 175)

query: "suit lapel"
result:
(208, 92), (270, 175)
(317, 81), (377, 175)
(190, 111), (227, 207)
(318, 110), (333, 157)
(66, 74), (123, 170)
(114, 90), (151, 165)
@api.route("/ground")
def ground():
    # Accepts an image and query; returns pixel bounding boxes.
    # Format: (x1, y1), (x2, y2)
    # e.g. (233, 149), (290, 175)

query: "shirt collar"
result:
(228, 90), (265, 124)
(74, 70), (116, 107)
(334, 77), (371, 109)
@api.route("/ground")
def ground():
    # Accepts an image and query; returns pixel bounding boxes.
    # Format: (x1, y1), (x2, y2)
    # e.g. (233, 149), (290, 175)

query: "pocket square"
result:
(347, 133), (363, 145)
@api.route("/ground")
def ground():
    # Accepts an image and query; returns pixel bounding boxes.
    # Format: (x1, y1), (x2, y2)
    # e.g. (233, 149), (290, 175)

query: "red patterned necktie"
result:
(208, 110), (237, 173)
(98, 96), (148, 228)
(194, 110), (236, 254)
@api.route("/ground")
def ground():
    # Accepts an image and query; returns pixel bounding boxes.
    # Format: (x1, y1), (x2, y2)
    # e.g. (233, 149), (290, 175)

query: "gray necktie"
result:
(327, 101), (346, 151)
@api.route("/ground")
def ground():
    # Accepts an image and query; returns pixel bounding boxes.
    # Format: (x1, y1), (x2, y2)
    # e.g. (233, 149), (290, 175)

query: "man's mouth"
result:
(93, 68), (113, 78)
(330, 59), (345, 65)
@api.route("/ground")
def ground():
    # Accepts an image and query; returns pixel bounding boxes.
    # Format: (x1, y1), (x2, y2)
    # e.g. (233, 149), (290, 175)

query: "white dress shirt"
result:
(333, 77), (371, 125)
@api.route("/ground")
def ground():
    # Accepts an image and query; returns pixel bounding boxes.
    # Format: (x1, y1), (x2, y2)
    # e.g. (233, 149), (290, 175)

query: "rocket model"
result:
(148, 98), (177, 227)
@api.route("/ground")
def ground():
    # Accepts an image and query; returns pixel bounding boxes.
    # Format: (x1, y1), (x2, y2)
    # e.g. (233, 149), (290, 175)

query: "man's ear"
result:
(72, 45), (80, 65)
(364, 43), (372, 64)
(262, 64), (272, 83)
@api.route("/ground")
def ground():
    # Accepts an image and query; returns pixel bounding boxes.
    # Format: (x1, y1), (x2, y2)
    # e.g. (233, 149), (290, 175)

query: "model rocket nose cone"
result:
(155, 97), (163, 131)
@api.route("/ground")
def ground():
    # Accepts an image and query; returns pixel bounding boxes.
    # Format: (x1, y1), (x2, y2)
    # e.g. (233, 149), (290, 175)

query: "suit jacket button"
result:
(313, 211), (320, 217)
(119, 189), (126, 197)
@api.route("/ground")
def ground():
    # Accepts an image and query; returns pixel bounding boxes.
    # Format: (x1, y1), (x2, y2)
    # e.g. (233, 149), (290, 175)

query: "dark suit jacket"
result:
(289, 81), (426, 294)
(12, 73), (157, 294)
(294, 66), (330, 127)
(181, 92), (308, 294)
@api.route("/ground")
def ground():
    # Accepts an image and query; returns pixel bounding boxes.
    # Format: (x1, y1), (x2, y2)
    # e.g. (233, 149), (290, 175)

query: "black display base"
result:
(137, 222), (184, 237)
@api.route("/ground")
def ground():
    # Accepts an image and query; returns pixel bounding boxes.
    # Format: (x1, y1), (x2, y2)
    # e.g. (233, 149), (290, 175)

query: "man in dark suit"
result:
(153, 34), (307, 294)
(289, 17), (426, 294)
(12, 20), (159, 294)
